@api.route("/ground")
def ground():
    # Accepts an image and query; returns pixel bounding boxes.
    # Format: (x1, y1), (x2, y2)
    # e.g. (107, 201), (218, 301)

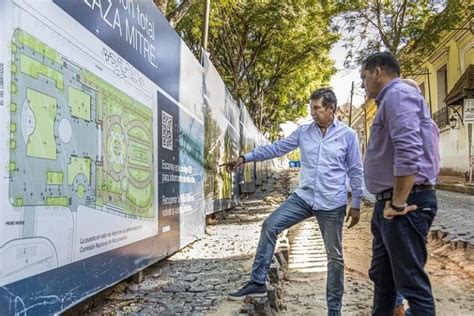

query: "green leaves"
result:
(177, 0), (340, 139)
(339, 0), (468, 73)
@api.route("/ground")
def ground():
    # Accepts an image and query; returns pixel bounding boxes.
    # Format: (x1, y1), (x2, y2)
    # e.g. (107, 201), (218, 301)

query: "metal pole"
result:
(426, 68), (433, 117)
(349, 81), (354, 127)
(201, 0), (211, 50)
(259, 93), (264, 130)
(364, 107), (368, 148)
(469, 123), (473, 183)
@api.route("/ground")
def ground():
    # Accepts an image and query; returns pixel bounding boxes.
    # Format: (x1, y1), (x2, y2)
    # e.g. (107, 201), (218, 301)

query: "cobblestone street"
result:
(82, 170), (474, 315)
(84, 172), (289, 315)
(432, 190), (474, 245)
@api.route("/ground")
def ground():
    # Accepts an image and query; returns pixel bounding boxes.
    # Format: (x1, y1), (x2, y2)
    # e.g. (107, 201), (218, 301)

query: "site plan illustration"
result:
(9, 29), (154, 217)
(1, 17), (158, 286)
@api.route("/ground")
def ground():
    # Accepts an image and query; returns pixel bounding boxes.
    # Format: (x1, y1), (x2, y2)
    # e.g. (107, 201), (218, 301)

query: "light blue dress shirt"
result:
(244, 119), (364, 210)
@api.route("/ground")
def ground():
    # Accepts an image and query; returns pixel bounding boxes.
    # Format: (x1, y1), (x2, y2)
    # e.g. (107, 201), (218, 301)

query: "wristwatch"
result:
(239, 155), (246, 163)
(389, 202), (407, 212)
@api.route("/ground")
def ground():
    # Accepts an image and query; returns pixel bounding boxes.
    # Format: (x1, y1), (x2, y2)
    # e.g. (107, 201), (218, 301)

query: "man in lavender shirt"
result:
(361, 52), (438, 315)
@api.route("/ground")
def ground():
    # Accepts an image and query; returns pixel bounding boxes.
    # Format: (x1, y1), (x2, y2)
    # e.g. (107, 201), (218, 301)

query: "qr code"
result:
(161, 111), (173, 150)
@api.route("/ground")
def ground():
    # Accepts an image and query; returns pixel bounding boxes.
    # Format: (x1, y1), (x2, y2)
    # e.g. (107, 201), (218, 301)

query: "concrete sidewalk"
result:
(350, 174), (474, 253)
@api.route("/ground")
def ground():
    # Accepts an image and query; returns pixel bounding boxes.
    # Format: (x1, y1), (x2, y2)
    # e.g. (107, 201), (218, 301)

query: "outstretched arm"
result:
(221, 127), (300, 172)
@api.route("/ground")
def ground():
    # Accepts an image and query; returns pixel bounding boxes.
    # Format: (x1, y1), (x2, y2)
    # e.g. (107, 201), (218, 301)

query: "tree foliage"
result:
(338, 0), (468, 73)
(400, 0), (471, 74)
(288, 149), (301, 161)
(178, 0), (342, 139)
(154, 0), (196, 27)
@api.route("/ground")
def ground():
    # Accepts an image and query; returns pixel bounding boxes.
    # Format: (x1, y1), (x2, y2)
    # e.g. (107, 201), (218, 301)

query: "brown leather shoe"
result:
(394, 304), (405, 316)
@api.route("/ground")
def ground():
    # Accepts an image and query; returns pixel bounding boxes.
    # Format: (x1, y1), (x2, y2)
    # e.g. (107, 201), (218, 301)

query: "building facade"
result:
(409, 16), (473, 176)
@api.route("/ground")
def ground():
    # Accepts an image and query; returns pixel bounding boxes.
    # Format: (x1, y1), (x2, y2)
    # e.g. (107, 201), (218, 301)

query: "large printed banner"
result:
(240, 104), (257, 192)
(255, 133), (264, 186)
(203, 56), (239, 214)
(0, 0), (204, 313)
(256, 134), (271, 185)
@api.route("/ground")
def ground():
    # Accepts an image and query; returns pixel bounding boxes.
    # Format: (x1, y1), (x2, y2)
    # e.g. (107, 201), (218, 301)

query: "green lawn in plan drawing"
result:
(47, 170), (64, 185)
(129, 168), (151, 182)
(129, 141), (151, 167)
(68, 156), (91, 185)
(76, 184), (86, 199)
(129, 126), (151, 142)
(69, 86), (91, 121)
(16, 30), (62, 64)
(127, 182), (152, 209)
(46, 196), (69, 206)
(26, 89), (57, 160)
(20, 53), (64, 89)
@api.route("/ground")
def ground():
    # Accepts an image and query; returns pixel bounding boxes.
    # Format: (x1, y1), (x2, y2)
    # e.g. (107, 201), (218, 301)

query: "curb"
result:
(429, 229), (474, 260)
(362, 194), (474, 256)
(436, 183), (474, 195)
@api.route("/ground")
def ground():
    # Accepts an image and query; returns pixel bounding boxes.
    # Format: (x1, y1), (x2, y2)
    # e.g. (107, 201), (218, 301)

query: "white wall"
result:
(439, 124), (472, 172)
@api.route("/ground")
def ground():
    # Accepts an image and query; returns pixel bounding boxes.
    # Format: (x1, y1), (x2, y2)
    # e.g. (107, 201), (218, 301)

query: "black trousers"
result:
(369, 190), (437, 316)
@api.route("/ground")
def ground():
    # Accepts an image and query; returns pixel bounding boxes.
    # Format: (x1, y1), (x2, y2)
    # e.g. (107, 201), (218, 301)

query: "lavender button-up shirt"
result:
(365, 78), (437, 194)
(244, 120), (364, 210)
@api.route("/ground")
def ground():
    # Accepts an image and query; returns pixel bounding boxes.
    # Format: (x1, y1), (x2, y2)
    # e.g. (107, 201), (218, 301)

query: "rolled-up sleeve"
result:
(384, 88), (423, 176)
(346, 131), (364, 208)
(244, 127), (300, 162)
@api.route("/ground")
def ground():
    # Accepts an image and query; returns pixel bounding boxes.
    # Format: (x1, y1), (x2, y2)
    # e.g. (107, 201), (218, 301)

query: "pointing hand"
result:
(219, 156), (245, 172)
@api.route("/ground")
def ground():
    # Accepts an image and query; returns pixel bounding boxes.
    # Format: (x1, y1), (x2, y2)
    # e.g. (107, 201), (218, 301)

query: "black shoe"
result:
(228, 281), (267, 300)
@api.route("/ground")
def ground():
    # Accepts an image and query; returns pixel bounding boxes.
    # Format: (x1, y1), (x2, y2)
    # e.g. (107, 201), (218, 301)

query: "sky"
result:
(330, 40), (366, 108)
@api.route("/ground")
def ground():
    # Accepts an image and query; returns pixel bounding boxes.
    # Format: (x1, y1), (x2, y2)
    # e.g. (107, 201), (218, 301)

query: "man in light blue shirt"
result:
(224, 88), (363, 315)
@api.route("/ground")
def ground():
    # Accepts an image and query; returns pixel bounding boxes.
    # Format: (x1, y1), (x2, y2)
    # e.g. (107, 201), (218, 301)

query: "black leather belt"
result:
(375, 185), (435, 201)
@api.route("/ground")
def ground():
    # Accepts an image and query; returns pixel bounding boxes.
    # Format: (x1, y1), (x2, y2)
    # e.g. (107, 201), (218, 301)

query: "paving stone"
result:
(160, 311), (182, 316)
(167, 305), (185, 313)
(437, 230), (448, 239)
(174, 292), (195, 299)
(214, 283), (233, 291)
(223, 218), (241, 224)
(140, 307), (158, 314)
(146, 291), (172, 299)
(432, 190), (474, 246)
(183, 274), (198, 282)
(85, 170), (291, 316)
(187, 283), (215, 293)
(239, 215), (260, 223)
(162, 284), (189, 293)
(456, 240), (467, 249)
(268, 286), (278, 310)
(195, 299), (213, 307)
(240, 303), (255, 315)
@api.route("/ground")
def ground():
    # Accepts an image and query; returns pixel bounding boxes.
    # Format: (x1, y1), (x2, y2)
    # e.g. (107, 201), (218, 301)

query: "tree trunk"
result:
(154, 0), (168, 14)
(168, 0), (196, 27)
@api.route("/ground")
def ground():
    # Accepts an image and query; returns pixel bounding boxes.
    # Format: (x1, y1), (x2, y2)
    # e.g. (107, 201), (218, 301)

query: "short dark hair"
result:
(362, 51), (400, 76)
(310, 88), (337, 110)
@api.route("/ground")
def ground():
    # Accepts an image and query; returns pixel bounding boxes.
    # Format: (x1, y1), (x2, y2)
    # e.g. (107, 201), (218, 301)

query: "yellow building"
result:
(350, 106), (367, 157)
(407, 15), (473, 175)
(361, 99), (377, 140)
(348, 99), (377, 159)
